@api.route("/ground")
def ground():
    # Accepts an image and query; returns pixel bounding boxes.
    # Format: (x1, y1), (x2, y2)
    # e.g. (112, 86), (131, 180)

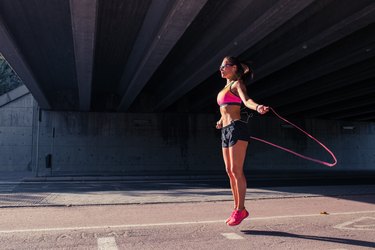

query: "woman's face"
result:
(219, 59), (236, 79)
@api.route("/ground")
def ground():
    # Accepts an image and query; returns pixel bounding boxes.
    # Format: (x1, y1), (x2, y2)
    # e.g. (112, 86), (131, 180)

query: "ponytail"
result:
(224, 56), (254, 82)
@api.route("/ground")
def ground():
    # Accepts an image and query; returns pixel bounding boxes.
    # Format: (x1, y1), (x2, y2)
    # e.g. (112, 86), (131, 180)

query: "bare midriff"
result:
(220, 105), (241, 127)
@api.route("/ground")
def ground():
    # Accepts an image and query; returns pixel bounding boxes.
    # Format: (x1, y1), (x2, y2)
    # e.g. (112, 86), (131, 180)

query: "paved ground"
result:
(0, 194), (374, 249)
(0, 177), (374, 207)
(0, 172), (374, 249)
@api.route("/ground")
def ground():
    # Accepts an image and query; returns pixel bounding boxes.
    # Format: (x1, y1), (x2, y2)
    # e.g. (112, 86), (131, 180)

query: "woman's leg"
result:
(228, 140), (248, 210)
(222, 147), (238, 209)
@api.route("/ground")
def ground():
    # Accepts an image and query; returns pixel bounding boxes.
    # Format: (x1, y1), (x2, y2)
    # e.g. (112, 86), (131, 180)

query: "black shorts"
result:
(221, 120), (250, 148)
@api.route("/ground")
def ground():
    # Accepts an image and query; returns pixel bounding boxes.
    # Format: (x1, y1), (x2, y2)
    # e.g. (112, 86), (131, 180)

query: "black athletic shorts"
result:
(221, 120), (250, 148)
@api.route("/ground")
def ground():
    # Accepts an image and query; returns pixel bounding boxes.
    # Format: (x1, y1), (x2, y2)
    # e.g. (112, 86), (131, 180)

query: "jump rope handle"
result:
(250, 107), (337, 167)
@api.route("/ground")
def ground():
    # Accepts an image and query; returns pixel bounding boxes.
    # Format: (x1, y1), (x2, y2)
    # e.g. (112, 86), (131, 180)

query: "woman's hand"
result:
(256, 105), (269, 115)
(216, 121), (223, 129)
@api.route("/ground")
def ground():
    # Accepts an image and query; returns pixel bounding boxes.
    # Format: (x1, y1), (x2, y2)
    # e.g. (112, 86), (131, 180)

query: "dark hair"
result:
(224, 56), (254, 81)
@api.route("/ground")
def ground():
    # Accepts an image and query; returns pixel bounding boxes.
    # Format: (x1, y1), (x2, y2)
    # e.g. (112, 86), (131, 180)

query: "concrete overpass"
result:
(0, 0), (374, 121)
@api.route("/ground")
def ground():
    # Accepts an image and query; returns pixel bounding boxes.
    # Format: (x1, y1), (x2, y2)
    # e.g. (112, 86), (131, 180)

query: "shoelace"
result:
(250, 107), (337, 167)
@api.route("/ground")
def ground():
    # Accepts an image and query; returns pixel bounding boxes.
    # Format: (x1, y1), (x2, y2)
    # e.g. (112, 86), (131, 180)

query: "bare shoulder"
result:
(232, 80), (247, 92)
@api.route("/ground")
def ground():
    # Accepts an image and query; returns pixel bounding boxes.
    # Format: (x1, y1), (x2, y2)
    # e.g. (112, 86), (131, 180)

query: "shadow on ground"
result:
(242, 230), (375, 248)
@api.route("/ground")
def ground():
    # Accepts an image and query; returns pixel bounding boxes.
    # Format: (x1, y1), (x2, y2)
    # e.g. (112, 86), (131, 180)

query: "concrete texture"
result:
(34, 106), (375, 176)
(1, 1), (374, 123)
(0, 94), (34, 171)
(1, 192), (374, 249)
(0, 85), (29, 107)
(0, 174), (374, 207)
(0, 93), (374, 176)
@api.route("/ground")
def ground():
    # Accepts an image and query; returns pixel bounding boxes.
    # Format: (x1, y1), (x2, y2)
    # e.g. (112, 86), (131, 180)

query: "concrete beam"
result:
(255, 49), (375, 113)
(117, 0), (173, 96)
(153, 0), (315, 111)
(298, 91), (375, 118)
(254, 3), (375, 98)
(356, 113), (375, 122)
(0, 18), (50, 109)
(165, 0), (256, 81)
(152, 0), (258, 112)
(281, 77), (375, 116)
(190, 37), (375, 112)
(321, 100), (375, 120)
(70, 0), (97, 111)
(0, 84), (29, 107)
(264, 44), (375, 110)
(117, 0), (208, 111)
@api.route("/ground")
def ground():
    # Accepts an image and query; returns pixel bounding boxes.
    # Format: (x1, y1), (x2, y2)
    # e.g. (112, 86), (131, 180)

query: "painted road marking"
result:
(0, 210), (374, 234)
(221, 233), (244, 240)
(334, 217), (375, 231)
(97, 237), (118, 250)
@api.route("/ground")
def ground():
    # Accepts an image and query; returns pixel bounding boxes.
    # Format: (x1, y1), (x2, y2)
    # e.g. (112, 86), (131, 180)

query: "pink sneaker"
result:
(227, 209), (249, 226)
(225, 210), (236, 224)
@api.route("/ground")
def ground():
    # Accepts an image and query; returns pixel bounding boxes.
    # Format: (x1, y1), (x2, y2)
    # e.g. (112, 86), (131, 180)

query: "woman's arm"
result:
(216, 116), (223, 129)
(234, 81), (269, 114)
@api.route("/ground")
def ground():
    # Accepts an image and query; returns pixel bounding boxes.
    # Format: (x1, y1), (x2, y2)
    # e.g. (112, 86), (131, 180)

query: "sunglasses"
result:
(219, 64), (234, 71)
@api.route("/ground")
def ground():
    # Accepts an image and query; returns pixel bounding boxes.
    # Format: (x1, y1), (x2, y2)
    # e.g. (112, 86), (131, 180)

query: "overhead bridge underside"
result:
(0, 0), (374, 121)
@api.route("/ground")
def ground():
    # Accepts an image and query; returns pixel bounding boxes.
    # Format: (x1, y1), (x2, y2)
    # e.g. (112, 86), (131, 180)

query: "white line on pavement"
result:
(0, 210), (374, 234)
(221, 233), (244, 240)
(334, 216), (375, 231)
(97, 237), (118, 250)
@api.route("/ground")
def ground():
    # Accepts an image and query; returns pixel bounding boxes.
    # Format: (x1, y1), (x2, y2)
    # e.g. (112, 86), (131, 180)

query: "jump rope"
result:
(241, 107), (337, 167)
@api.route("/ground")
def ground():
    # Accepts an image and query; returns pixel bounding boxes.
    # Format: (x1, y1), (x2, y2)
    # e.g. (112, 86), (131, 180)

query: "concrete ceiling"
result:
(0, 0), (374, 121)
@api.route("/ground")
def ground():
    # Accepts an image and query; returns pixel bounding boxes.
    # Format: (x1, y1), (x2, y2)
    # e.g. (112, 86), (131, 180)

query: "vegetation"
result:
(0, 53), (23, 95)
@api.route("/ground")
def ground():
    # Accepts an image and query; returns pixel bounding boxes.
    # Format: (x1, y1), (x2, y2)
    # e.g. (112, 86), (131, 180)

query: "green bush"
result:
(0, 54), (23, 95)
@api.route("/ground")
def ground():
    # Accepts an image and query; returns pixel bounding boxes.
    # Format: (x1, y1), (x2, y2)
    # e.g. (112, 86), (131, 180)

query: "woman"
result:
(216, 56), (269, 226)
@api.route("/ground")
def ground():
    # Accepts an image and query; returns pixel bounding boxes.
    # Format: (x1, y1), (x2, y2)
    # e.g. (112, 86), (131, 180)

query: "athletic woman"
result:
(216, 56), (269, 226)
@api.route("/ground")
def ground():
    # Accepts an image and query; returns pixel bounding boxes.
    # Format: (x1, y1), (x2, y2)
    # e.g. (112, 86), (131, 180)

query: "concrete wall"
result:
(34, 110), (222, 176)
(0, 93), (34, 171)
(246, 115), (375, 172)
(1, 93), (374, 176)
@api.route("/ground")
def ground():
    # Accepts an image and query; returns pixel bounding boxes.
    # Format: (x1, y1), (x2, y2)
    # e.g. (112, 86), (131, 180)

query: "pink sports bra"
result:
(217, 81), (242, 107)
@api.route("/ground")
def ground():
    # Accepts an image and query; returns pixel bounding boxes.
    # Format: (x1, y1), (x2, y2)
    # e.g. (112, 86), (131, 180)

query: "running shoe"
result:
(225, 210), (236, 224)
(227, 209), (249, 226)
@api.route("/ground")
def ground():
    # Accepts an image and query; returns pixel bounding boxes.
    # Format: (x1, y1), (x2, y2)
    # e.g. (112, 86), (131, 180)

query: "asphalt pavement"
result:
(0, 171), (374, 208)
(0, 171), (374, 249)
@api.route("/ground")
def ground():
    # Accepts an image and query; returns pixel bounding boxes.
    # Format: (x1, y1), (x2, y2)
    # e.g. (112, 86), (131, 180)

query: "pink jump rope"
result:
(250, 107), (337, 167)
